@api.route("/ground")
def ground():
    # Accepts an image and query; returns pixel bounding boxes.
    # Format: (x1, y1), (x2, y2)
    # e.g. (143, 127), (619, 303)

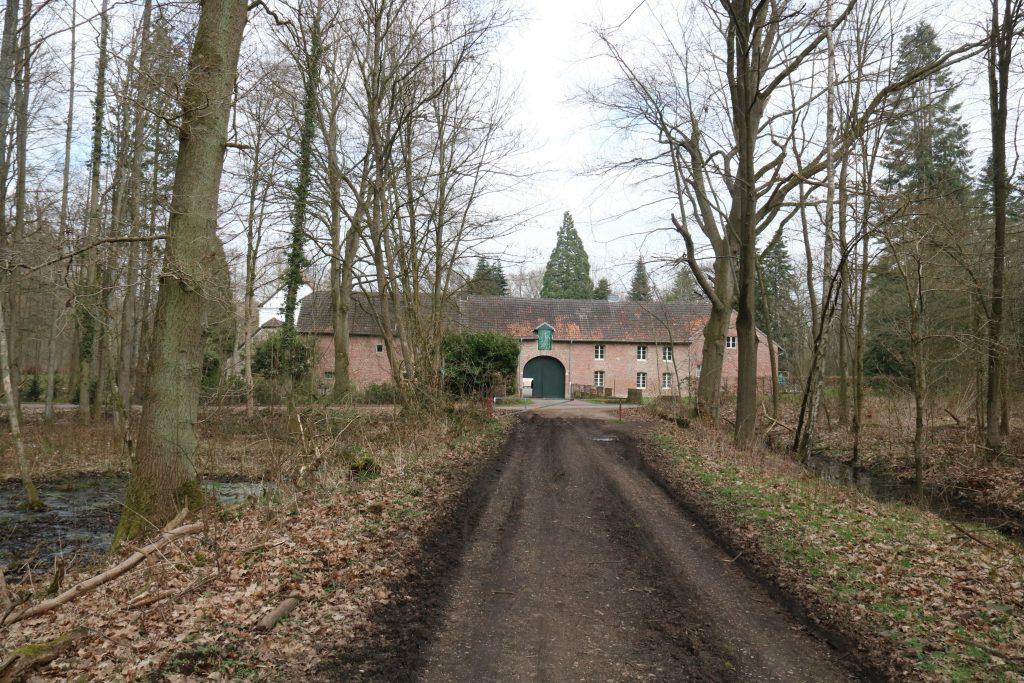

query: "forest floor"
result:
(0, 405), (511, 679)
(762, 392), (1024, 540)
(640, 409), (1024, 680)
(3, 402), (1022, 680)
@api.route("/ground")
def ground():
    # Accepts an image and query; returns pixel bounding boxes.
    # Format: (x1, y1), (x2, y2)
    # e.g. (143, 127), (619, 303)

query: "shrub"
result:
(441, 331), (519, 397)
(20, 374), (43, 402)
(252, 329), (312, 380)
(356, 382), (402, 405)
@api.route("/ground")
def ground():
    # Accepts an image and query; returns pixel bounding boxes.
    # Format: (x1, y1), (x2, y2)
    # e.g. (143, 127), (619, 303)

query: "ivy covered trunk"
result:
(113, 0), (248, 544)
(693, 257), (731, 419)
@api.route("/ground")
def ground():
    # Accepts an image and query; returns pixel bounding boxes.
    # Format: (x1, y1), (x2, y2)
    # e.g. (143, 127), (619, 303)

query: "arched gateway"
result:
(523, 356), (566, 399)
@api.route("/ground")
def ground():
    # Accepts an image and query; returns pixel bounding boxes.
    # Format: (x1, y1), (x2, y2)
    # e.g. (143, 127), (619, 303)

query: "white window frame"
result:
(376, 343), (384, 353)
(594, 370), (604, 388)
(594, 343), (605, 360)
(662, 346), (673, 361)
(636, 372), (647, 389)
(636, 345), (648, 361)
(662, 372), (672, 389)
(725, 335), (737, 349)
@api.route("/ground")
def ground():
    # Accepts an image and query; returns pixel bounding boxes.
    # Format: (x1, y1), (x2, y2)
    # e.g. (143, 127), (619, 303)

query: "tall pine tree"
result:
(867, 20), (973, 380)
(541, 211), (593, 298)
(883, 22), (970, 198)
(663, 267), (701, 303)
(756, 238), (802, 359)
(627, 256), (651, 301)
(467, 258), (508, 295)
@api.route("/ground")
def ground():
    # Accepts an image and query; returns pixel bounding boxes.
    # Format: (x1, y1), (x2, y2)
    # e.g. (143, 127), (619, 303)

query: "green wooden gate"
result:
(523, 356), (565, 399)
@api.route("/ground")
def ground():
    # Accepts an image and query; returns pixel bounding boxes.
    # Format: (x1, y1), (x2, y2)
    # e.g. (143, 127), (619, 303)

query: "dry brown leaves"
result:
(1, 408), (511, 680)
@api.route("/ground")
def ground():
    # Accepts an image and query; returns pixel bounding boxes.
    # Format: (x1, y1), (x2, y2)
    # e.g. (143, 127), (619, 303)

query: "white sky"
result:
(481, 0), (998, 293)
(484, 0), (680, 293)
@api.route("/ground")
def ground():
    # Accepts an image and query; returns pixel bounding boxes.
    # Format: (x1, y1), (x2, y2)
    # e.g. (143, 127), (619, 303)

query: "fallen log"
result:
(0, 628), (87, 682)
(257, 595), (301, 631)
(1, 520), (204, 627)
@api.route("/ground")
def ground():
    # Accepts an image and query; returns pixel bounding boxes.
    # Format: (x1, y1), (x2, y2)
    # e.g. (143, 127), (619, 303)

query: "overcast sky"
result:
(481, 0), (997, 294)
(484, 0), (680, 293)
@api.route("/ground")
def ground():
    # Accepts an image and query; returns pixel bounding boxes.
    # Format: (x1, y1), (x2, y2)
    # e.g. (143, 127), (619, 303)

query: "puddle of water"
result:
(1, 475), (267, 577)
(804, 452), (1023, 543)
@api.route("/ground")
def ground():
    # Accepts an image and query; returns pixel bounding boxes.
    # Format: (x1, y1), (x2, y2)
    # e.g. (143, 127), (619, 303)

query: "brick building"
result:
(296, 292), (775, 399)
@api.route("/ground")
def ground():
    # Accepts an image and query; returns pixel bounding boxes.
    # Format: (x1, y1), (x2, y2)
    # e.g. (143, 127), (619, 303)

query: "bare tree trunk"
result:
(910, 312), (926, 499)
(836, 155), (851, 427)
(116, 0), (154, 427)
(0, 295), (40, 508)
(851, 192), (870, 463)
(79, 0), (110, 420)
(984, 0), (1015, 455)
(114, 0), (249, 544)
(7, 0), (30, 411)
(756, 253), (779, 419)
(43, 313), (57, 420)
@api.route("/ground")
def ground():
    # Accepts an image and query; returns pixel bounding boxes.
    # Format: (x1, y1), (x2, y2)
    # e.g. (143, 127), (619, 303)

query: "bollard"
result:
(618, 399), (623, 420)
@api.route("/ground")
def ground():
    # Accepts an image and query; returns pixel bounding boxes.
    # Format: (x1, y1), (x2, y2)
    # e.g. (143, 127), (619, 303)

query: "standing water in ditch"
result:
(0, 476), (265, 577)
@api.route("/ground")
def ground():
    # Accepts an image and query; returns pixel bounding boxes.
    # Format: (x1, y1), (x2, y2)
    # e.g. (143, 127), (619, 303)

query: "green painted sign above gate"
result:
(535, 323), (554, 351)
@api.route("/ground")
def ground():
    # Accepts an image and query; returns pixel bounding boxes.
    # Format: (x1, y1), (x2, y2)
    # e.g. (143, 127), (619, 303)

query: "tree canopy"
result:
(467, 257), (509, 295)
(627, 257), (651, 301)
(541, 211), (593, 299)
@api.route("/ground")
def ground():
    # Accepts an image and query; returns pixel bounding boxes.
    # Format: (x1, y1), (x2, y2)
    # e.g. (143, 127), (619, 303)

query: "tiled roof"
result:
(298, 292), (712, 343)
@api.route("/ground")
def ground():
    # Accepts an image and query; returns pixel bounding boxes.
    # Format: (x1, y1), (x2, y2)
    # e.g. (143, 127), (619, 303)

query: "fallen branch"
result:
(1, 519), (203, 626)
(257, 595), (301, 631)
(0, 567), (9, 610)
(948, 519), (995, 550)
(943, 408), (964, 428)
(0, 628), (87, 682)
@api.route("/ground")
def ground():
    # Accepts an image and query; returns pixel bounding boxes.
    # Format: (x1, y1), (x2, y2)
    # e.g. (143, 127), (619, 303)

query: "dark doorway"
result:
(524, 356), (566, 399)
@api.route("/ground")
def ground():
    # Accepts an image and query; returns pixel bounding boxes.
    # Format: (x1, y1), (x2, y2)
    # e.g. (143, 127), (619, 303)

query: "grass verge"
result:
(639, 416), (1024, 681)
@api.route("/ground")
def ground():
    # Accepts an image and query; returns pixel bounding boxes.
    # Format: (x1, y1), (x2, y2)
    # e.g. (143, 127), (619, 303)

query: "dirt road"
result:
(415, 414), (855, 682)
(326, 413), (857, 681)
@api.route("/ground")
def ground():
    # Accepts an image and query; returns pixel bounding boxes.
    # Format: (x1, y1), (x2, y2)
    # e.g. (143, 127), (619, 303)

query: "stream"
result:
(1, 475), (265, 578)
(804, 451), (1024, 543)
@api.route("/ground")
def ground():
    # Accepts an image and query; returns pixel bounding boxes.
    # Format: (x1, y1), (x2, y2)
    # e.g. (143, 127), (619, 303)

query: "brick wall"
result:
(516, 323), (773, 399)
(309, 319), (775, 397)
(311, 334), (394, 390)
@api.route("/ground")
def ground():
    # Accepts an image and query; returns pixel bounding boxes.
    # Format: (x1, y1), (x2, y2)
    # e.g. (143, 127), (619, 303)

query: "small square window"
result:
(636, 372), (647, 389)
(594, 344), (605, 360)
(662, 372), (672, 389)
(376, 343), (384, 353)
(662, 346), (673, 361)
(594, 370), (604, 388)
(325, 371), (335, 380)
(636, 345), (647, 360)
(725, 335), (737, 349)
